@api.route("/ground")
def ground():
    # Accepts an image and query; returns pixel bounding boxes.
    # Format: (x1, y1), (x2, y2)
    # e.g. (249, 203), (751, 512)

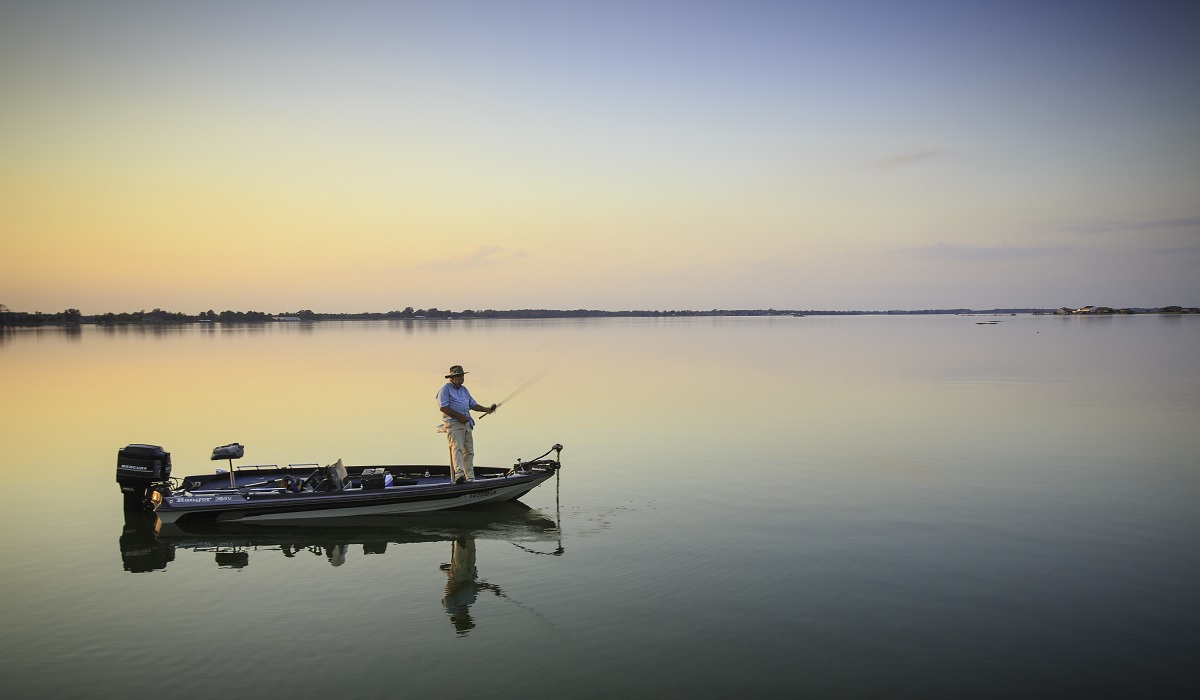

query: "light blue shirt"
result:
(437, 383), (477, 427)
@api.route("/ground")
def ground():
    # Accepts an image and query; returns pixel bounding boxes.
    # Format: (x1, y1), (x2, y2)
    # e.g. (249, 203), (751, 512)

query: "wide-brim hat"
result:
(445, 365), (468, 378)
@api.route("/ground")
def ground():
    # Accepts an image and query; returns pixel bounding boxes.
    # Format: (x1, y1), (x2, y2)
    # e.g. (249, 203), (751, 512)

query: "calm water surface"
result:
(1, 315), (1197, 698)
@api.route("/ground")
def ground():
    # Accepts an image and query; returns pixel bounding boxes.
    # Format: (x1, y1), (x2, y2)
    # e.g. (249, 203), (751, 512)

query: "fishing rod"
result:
(476, 351), (561, 421)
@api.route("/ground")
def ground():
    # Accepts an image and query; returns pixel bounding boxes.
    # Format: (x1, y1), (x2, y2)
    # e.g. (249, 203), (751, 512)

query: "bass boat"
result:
(116, 442), (562, 525)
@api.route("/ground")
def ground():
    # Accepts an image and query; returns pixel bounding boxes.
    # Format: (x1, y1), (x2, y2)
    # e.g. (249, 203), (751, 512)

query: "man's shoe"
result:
(454, 476), (466, 484)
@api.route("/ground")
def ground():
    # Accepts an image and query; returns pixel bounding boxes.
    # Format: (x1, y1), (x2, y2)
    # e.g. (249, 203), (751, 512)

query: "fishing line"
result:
(482, 580), (569, 640)
(478, 344), (562, 420)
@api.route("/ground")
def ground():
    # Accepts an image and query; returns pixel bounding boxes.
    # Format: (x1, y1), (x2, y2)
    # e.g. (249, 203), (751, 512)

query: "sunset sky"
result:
(2, 0), (1197, 314)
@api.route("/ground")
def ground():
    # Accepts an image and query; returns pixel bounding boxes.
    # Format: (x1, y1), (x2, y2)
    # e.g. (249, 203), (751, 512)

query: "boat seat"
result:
(298, 461), (349, 492)
(326, 459), (349, 491)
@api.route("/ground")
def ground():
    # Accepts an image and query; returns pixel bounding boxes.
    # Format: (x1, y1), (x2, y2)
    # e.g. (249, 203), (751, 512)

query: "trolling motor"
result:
(508, 443), (563, 475)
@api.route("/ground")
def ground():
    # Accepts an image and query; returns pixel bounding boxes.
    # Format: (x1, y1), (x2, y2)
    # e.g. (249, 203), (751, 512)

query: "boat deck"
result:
(182, 463), (510, 494)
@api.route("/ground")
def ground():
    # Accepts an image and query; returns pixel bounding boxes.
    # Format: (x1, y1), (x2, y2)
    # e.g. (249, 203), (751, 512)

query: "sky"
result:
(2, 0), (1197, 313)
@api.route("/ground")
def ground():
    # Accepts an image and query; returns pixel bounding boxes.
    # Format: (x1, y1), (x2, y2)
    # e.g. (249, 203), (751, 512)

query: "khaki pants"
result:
(446, 422), (474, 481)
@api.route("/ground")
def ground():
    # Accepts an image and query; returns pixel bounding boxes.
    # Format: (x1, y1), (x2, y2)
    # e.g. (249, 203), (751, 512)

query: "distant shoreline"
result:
(3, 305), (1197, 328)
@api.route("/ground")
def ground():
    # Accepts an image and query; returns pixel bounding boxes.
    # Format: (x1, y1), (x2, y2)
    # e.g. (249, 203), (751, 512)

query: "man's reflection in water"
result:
(440, 535), (502, 635)
(326, 544), (347, 567)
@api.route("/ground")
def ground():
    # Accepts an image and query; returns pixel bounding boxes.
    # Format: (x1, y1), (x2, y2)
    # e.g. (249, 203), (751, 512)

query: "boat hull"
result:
(155, 470), (556, 525)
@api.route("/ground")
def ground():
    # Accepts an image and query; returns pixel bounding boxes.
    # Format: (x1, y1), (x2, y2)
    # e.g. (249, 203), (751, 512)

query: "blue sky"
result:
(2, 0), (1197, 312)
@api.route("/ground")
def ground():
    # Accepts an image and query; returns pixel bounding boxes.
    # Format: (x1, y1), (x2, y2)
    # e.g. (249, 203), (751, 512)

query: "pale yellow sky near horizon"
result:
(2, 1), (1197, 314)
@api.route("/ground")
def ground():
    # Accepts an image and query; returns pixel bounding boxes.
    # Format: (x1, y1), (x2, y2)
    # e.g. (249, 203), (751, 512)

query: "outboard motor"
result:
(116, 444), (171, 511)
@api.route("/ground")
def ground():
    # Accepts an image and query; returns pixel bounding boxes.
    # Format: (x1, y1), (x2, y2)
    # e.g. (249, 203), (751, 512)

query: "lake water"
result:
(1, 315), (1197, 698)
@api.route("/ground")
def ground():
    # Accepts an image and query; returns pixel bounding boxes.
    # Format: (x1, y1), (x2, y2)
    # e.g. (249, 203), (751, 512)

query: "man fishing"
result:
(437, 365), (495, 483)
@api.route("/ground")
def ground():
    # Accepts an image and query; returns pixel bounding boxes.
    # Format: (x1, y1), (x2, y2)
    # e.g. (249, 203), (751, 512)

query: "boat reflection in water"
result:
(121, 503), (563, 631)
(121, 501), (562, 572)
(120, 503), (564, 633)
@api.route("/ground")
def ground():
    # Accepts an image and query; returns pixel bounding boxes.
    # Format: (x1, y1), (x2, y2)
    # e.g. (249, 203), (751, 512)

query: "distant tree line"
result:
(2, 303), (1197, 327)
(0, 306), (83, 326)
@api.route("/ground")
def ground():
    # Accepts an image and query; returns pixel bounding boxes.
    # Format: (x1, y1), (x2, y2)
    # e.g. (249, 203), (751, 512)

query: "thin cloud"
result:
(418, 246), (530, 271)
(890, 241), (1072, 261)
(1061, 217), (1200, 234)
(879, 148), (953, 167)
